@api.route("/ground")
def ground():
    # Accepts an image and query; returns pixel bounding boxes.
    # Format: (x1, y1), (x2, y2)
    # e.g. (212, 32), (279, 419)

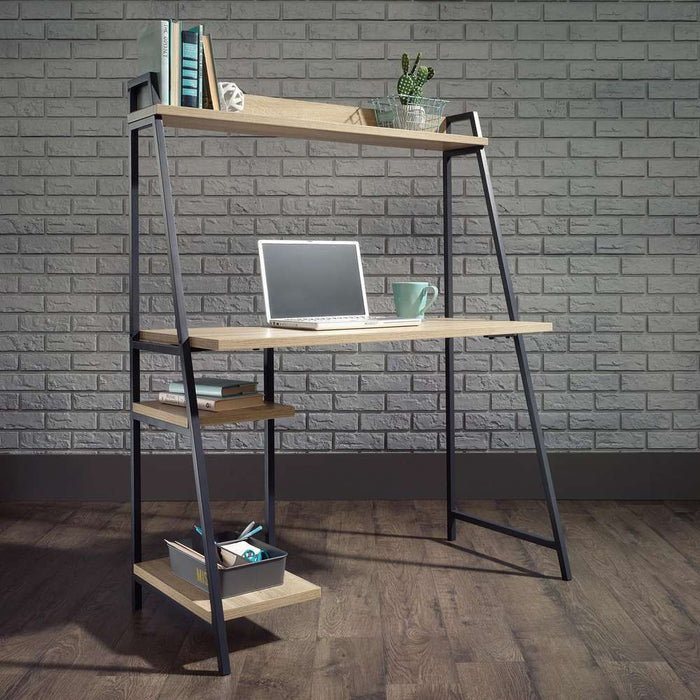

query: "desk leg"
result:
(443, 153), (456, 541)
(153, 116), (231, 675)
(514, 335), (572, 581)
(264, 348), (276, 546)
(129, 125), (142, 611)
(470, 112), (571, 581)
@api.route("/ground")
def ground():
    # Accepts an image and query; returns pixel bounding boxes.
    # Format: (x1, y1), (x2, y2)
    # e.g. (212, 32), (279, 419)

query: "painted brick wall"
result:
(0, 0), (698, 454)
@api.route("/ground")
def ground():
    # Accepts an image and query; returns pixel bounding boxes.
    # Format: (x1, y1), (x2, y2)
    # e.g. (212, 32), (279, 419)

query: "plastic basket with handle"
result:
(370, 95), (449, 133)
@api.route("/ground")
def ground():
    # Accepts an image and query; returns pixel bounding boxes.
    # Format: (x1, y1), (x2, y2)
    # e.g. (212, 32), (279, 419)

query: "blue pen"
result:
(239, 525), (263, 540)
(194, 524), (221, 545)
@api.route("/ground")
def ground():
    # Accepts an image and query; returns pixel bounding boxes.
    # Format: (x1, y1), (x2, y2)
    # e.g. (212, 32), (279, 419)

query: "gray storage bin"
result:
(167, 535), (287, 598)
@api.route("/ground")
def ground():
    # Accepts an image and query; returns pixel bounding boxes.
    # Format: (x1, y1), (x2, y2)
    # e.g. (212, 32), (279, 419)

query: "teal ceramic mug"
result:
(392, 282), (439, 319)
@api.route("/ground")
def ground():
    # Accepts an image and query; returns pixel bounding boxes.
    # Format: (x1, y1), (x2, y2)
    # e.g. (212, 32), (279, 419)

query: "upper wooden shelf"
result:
(140, 318), (552, 352)
(128, 95), (488, 152)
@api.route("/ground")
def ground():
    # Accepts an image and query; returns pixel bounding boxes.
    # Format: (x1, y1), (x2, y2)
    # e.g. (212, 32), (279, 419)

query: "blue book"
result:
(168, 377), (257, 398)
(196, 24), (204, 109)
(180, 27), (199, 107)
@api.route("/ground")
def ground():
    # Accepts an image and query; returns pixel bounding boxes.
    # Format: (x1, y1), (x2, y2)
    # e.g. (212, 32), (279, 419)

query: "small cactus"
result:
(397, 52), (434, 105)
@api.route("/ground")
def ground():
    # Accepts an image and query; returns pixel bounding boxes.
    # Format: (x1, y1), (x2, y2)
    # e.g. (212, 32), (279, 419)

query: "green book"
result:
(168, 377), (257, 398)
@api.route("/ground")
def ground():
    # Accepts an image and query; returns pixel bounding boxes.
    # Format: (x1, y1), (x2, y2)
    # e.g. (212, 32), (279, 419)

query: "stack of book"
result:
(137, 19), (221, 110)
(158, 377), (262, 413)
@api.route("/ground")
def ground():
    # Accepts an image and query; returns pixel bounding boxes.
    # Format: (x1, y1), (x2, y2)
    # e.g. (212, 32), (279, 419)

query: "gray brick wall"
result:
(1, 0), (698, 454)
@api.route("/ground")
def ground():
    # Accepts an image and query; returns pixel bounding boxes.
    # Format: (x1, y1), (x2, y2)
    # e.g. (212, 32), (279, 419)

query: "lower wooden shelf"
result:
(132, 400), (295, 428)
(134, 558), (321, 623)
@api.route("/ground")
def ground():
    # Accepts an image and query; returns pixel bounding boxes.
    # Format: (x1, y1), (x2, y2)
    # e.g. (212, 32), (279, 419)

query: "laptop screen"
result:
(260, 241), (367, 319)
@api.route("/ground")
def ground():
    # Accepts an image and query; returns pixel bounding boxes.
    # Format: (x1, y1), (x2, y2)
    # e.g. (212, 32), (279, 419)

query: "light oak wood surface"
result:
(140, 318), (552, 351)
(134, 558), (321, 623)
(132, 400), (294, 428)
(127, 98), (487, 151)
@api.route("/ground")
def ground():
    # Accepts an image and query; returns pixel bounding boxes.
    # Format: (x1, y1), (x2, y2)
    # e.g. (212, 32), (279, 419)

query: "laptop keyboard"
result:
(284, 316), (366, 322)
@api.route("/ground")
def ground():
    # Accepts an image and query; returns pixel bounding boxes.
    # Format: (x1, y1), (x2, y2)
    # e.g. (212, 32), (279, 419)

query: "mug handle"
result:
(421, 285), (439, 314)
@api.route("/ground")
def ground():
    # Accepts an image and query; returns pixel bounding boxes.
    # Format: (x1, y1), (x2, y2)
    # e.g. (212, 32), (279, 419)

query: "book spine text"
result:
(160, 20), (169, 104)
(158, 392), (217, 411)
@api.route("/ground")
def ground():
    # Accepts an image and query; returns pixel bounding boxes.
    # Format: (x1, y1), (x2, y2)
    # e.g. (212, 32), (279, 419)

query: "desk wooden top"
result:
(140, 318), (552, 351)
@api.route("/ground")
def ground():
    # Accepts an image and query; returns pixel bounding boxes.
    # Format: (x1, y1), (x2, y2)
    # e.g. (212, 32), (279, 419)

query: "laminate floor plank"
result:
(312, 636), (385, 700)
(234, 502), (328, 700)
(626, 502), (700, 570)
(0, 503), (123, 697)
(0, 502), (57, 538)
(589, 502), (700, 621)
(373, 500), (463, 699)
(413, 500), (524, 664)
(600, 660), (696, 700)
(2, 499), (700, 700)
(311, 501), (384, 699)
(455, 501), (617, 700)
(317, 500), (381, 639)
(568, 502), (700, 696)
(456, 661), (539, 700)
(5, 504), (133, 700)
(78, 501), (200, 700)
(504, 501), (663, 664)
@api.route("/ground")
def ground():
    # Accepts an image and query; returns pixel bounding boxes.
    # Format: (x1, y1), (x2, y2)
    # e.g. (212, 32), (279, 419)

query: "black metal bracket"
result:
(127, 72), (160, 113)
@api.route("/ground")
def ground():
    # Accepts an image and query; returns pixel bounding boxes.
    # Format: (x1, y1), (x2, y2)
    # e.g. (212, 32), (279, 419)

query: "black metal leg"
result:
(440, 110), (571, 581)
(472, 125), (571, 582)
(181, 343), (232, 674)
(263, 348), (276, 546)
(129, 125), (142, 611)
(442, 153), (456, 542)
(153, 116), (231, 675)
(514, 336), (571, 580)
(130, 413), (142, 610)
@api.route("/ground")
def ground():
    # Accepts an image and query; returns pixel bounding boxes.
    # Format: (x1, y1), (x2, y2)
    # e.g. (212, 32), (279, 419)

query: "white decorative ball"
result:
(218, 82), (244, 113)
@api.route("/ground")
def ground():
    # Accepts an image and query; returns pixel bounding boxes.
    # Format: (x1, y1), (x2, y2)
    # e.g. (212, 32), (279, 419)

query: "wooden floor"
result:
(1, 500), (699, 699)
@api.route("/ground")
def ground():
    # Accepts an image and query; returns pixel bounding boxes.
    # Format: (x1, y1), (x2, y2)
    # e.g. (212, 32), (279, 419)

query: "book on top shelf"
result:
(170, 20), (180, 106)
(202, 34), (220, 110)
(136, 20), (169, 105)
(180, 26), (199, 108)
(158, 392), (263, 412)
(167, 377), (257, 398)
(135, 19), (223, 111)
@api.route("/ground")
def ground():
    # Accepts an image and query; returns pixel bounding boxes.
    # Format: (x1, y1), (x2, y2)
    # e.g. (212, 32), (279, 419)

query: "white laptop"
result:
(258, 240), (422, 331)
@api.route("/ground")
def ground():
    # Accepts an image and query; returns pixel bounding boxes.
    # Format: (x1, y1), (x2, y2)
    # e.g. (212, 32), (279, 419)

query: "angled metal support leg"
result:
(264, 348), (276, 546)
(129, 123), (142, 612)
(152, 116), (232, 674)
(442, 111), (572, 581)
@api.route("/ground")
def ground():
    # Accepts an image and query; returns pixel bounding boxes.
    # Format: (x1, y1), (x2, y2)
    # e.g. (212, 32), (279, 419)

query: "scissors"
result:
(194, 522), (263, 544)
(242, 548), (268, 563)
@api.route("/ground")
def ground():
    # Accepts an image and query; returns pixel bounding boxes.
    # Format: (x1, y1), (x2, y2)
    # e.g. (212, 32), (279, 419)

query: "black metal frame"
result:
(127, 76), (570, 677)
(443, 112), (571, 581)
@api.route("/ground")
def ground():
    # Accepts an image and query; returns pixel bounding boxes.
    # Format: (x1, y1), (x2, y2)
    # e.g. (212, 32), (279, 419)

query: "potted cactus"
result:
(370, 51), (446, 132)
(396, 52), (434, 130)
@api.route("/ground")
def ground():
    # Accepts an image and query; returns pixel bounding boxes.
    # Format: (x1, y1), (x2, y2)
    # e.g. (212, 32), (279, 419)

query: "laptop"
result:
(258, 240), (422, 331)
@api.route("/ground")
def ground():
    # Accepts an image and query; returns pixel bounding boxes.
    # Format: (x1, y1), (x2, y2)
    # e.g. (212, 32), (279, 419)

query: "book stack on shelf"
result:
(137, 19), (220, 110)
(158, 377), (262, 413)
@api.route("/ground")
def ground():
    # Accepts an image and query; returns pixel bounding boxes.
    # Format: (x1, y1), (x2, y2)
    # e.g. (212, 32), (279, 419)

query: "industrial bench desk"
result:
(127, 74), (571, 676)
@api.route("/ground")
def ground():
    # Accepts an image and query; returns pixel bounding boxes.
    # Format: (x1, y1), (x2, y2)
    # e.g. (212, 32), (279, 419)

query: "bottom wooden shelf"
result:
(132, 400), (295, 428)
(134, 558), (321, 623)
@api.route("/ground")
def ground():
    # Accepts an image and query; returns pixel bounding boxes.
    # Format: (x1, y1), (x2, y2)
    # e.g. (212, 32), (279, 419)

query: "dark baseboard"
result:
(1, 452), (698, 501)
